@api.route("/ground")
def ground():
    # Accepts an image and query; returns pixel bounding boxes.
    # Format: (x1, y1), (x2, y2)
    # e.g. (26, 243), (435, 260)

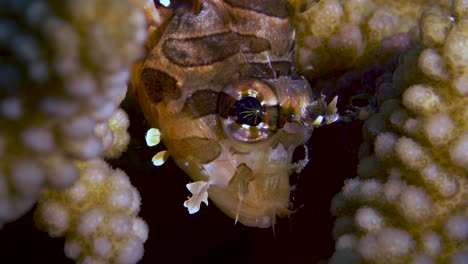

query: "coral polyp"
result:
(0, 0), (148, 262)
(0, 0), (467, 263)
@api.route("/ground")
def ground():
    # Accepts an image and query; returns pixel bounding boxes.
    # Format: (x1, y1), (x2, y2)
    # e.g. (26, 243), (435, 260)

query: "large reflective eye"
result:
(217, 80), (279, 143)
(234, 96), (263, 126)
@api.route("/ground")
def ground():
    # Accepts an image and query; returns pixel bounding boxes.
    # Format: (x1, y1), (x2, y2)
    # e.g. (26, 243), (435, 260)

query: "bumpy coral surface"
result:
(330, 2), (468, 263)
(34, 159), (148, 264)
(1, 0), (468, 263)
(101, 108), (131, 159)
(0, 0), (146, 228)
(293, 0), (452, 80)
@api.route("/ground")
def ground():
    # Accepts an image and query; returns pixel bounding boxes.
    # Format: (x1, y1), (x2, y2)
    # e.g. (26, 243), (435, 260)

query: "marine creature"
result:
(134, 0), (338, 228)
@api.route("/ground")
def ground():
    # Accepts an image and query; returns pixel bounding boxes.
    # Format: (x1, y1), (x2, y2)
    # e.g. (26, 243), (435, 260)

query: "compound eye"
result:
(218, 80), (279, 143)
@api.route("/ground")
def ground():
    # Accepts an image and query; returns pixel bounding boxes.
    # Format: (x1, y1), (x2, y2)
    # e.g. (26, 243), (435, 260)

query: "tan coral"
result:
(34, 159), (148, 264)
(292, 0), (451, 80)
(0, 0), (145, 228)
(331, 3), (468, 263)
(101, 108), (131, 159)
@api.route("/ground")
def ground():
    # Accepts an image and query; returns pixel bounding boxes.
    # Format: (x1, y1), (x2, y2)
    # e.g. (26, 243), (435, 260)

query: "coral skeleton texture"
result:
(328, 2), (468, 263)
(293, 0), (452, 79)
(0, 0), (146, 228)
(35, 159), (148, 264)
(0, 0), (467, 263)
(0, 0), (147, 263)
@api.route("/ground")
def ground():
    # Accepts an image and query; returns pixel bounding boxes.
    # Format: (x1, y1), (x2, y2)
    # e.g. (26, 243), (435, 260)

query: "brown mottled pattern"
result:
(264, 105), (280, 128)
(217, 92), (237, 119)
(136, 0), (301, 227)
(181, 89), (219, 118)
(248, 126), (259, 138)
(239, 61), (293, 79)
(278, 105), (294, 128)
(172, 137), (222, 163)
(162, 32), (270, 67)
(228, 163), (254, 196)
(223, 0), (290, 18)
(141, 68), (180, 103)
(238, 34), (271, 53)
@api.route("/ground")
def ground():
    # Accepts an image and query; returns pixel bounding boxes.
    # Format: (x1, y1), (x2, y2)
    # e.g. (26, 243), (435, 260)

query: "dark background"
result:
(0, 95), (363, 264)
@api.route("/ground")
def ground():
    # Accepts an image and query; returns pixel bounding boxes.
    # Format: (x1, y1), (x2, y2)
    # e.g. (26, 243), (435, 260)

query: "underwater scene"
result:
(0, 0), (467, 263)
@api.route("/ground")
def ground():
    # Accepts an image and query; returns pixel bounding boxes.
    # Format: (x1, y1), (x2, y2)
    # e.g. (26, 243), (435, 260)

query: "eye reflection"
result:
(218, 79), (279, 143)
(234, 96), (264, 126)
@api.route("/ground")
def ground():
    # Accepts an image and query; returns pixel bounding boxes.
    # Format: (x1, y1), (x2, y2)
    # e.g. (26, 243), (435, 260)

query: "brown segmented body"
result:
(135, 0), (335, 228)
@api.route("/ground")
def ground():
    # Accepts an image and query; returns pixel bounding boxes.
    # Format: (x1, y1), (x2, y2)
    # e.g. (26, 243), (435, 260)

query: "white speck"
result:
(151, 150), (169, 166)
(159, 0), (171, 7)
(145, 128), (161, 147)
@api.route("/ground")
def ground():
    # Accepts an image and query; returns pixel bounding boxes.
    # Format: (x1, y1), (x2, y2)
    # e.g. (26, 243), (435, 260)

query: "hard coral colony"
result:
(0, 0), (148, 263)
(0, 1), (466, 264)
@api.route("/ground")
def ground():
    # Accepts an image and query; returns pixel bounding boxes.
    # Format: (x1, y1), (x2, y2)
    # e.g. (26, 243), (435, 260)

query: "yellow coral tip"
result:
(145, 128), (161, 147)
(151, 150), (169, 166)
